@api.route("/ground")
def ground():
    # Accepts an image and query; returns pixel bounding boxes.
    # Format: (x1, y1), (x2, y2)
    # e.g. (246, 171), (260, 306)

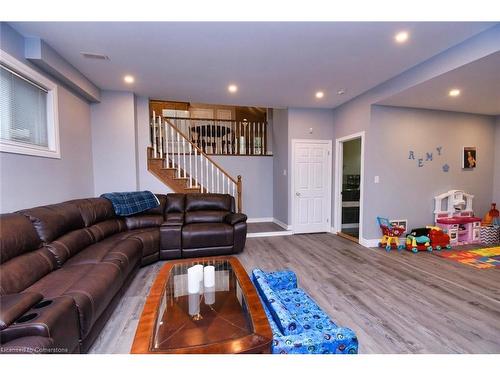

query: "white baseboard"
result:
(359, 238), (380, 248)
(273, 218), (292, 231)
(247, 231), (294, 238)
(246, 217), (274, 223)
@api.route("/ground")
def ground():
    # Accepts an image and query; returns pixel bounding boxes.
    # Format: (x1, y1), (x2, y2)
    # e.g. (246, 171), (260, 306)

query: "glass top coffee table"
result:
(131, 256), (272, 354)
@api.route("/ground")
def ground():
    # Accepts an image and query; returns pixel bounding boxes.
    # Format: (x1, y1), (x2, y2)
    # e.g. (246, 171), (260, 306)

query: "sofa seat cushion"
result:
(63, 235), (142, 277)
(277, 288), (338, 332)
(182, 223), (233, 249)
(120, 228), (160, 257)
(24, 263), (124, 338)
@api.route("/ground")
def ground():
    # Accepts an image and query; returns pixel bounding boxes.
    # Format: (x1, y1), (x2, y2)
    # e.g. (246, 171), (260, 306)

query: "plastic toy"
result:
(434, 190), (481, 245)
(482, 203), (499, 226)
(406, 228), (433, 253)
(377, 217), (405, 252)
(426, 226), (452, 250)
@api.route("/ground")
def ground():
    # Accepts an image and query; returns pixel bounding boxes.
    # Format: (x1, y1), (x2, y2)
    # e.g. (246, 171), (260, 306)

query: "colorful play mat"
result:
(435, 246), (500, 269)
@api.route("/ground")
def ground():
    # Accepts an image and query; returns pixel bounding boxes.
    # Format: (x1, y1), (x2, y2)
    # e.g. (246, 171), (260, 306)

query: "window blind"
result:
(0, 64), (49, 147)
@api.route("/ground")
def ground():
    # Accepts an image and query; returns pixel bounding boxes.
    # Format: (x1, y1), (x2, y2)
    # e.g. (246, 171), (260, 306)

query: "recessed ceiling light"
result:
(124, 75), (135, 84)
(449, 89), (461, 97)
(337, 89), (346, 95)
(228, 84), (238, 93)
(395, 31), (409, 43)
(315, 91), (324, 99)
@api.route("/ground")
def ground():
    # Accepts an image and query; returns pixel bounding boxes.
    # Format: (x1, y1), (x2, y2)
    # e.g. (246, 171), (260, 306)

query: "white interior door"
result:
(292, 140), (332, 234)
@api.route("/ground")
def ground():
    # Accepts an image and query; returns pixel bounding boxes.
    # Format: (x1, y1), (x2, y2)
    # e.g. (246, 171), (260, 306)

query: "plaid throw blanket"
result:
(101, 191), (160, 216)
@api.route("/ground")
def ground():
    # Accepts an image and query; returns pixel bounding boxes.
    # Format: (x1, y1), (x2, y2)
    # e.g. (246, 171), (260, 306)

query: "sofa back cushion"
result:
(185, 194), (234, 212)
(70, 198), (115, 227)
(185, 211), (228, 224)
(0, 214), (57, 294)
(70, 198), (127, 241)
(165, 194), (185, 225)
(18, 202), (85, 244)
(252, 269), (303, 335)
(0, 247), (57, 295)
(0, 213), (42, 264)
(46, 229), (95, 267)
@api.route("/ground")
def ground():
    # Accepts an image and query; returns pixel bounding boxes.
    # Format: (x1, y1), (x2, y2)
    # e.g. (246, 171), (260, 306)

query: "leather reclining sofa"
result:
(0, 193), (247, 354)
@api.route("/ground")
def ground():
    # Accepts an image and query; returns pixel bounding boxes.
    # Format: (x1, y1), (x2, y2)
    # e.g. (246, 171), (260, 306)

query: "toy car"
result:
(406, 228), (433, 253)
(426, 226), (452, 250)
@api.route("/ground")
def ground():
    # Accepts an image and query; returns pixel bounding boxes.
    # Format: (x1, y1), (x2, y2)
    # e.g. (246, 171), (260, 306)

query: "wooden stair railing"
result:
(148, 113), (242, 212)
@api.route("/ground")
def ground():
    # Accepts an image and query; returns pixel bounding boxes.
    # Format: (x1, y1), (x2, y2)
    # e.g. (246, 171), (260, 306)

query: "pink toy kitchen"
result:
(434, 190), (481, 245)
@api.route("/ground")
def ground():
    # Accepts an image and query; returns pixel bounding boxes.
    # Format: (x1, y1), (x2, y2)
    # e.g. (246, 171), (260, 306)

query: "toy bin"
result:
(480, 226), (500, 245)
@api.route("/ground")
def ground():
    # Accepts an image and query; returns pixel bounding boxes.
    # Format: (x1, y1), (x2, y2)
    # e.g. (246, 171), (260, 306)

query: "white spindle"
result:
(164, 119), (169, 167)
(195, 148), (198, 188)
(158, 116), (163, 158)
(211, 163), (214, 192)
(189, 143), (193, 187)
(176, 131), (181, 178)
(152, 113), (157, 157)
(206, 156), (209, 192)
(217, 168), (220, 193)
(182, 138), (186, 178)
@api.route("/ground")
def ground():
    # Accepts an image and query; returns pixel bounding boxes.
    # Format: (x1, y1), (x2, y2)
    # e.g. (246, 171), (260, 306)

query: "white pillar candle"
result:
(188, 266), (201, 294)
(204, 286), (215, 305)
(203, 266), (215, 287)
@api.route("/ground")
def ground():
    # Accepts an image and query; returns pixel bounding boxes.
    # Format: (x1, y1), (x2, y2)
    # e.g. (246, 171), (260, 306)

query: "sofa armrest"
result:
(271, 327), (358, 354)
(0, 293), (43, 330)
(224, 213), (247, 225)
(265, 270), (297, 291)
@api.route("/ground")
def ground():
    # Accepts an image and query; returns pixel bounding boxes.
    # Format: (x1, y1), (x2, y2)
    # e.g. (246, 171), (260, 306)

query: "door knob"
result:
(296, 192), (301, 197)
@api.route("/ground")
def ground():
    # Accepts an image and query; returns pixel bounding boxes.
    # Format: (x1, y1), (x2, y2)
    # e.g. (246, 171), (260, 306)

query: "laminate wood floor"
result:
(89, 233), (500, 354)
(247, 222), (286, 233)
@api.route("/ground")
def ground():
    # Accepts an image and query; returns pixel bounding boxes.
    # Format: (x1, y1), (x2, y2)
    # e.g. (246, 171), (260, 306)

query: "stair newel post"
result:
(237, 175), (242, 213)
(182, 138), (186, 178)
(176, 131), (181, 178)
(152, 111), (157, 158)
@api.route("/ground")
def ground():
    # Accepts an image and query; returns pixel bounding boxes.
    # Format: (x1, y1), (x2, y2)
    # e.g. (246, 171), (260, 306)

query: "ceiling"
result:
(378, 51), (500, 115)
(9, 22), (497, 108)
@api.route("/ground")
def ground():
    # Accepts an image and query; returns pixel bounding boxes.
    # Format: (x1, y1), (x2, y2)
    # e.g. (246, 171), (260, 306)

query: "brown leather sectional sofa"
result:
(0, 193), (247, 354)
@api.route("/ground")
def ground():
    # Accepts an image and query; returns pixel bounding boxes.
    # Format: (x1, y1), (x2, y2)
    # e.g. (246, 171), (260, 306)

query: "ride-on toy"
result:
(406, 228), (433, 253)
(426, 226), (452, 251)
(377, 217), (405, 252)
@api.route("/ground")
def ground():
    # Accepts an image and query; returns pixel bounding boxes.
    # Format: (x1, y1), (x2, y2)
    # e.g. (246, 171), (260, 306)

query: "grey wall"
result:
(364, 106), (496, 239)
(332, 26), (500, 241)
(90, 91), (138, 195)
(0, 22), (94, 212)
(272, 109), (289, 224)
(211, 156), (273, 219)
(494, 116), (500, 205)
(287, 108), (334, 224)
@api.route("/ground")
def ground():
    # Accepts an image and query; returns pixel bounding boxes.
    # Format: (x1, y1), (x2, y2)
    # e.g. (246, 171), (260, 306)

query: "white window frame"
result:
(0, 49), (60, 159)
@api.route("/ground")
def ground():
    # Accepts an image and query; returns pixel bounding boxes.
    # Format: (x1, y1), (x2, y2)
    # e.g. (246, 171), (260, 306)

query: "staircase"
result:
(147, 114), (242, 212)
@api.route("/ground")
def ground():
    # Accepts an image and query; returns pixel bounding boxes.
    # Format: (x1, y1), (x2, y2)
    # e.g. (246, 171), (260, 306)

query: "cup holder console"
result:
(34, 299), (53, 309)
(15, 312), (38, 324)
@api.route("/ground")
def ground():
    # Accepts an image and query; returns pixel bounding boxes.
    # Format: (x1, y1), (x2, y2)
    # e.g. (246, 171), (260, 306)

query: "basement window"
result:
(0, 50), (60, 158)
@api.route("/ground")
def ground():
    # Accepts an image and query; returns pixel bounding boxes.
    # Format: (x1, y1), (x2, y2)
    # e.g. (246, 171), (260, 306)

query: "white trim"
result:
(246, 217), (274, 223)
(0, 49), (60, 159)
(273, 218), (291, 231)
(247, 231), (294, 238)
(359, 238), (380, 248)
(290, 139), (332, 234)
(334, 131), (365, 242)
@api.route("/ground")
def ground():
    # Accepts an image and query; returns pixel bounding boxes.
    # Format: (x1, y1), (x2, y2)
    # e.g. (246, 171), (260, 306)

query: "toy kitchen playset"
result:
(434, 190), (482, 245)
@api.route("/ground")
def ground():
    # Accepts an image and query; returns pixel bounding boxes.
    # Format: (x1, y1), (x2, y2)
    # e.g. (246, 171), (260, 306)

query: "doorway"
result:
(334, 132), (364, 243)
(291, 139), (332, 234)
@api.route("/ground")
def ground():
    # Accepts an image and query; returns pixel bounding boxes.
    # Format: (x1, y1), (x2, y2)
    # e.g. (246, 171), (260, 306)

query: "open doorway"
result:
(334, 132), (364, 243)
